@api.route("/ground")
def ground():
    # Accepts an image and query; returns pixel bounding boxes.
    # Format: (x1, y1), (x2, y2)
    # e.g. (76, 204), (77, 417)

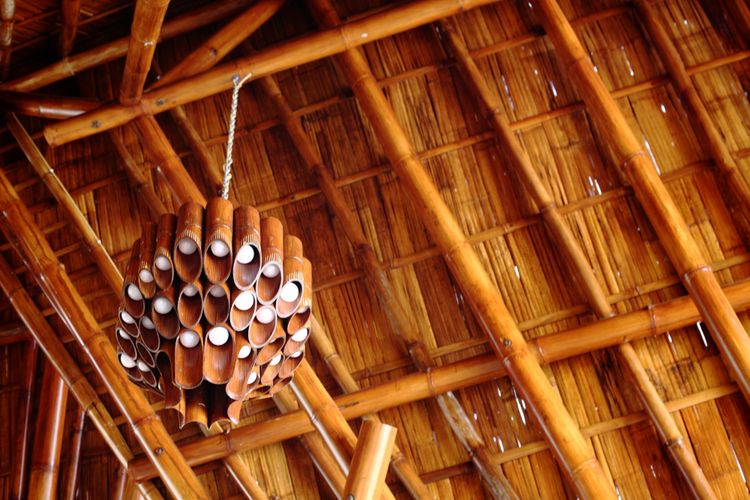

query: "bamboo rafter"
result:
(59, 0), (80, 57)
(63, 403), (86, 500)
(10, 340), (36, 500)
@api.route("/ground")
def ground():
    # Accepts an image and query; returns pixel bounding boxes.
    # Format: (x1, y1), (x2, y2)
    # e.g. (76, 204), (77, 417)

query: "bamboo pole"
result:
(438, 18), (714, 498)
(304, 0), (612, 497)
(343, 420), (397, 500)
(0, 167), (208, 498)
(0, 254), (163, 500)
(27, 359), (69, 499)
(0, 91), (97, 118)
(127, 272), (750, 480)
(41, 0), (500, 145)
(533, 0), (750, 403)
(633, 0), (750, 244)
(59, 0), (81, 57)
(10, 340), (37, 500)
(119, 0), (170, 105)
(0, 0), (12, 80)
(63, 404), (86, 500)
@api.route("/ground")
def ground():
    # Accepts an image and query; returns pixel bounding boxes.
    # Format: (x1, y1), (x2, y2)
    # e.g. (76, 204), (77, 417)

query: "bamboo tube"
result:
(114, 465), (129, 500)
(305, 0), (612, 497)
(258, 217), (284, 304)
(124, 240), (146, 318)
(178, 280), (203, 328)
(116, 327), (138, 358)
(276, 236), (304, 318)
(175, 324), (204, 389)
(41, 0), (499, 145)
(260, 355), (282, 385)
(0, 254), (163, 500)
(344, 421), (398, 500)
(63, 403), (86, 500)
(137, 222), (157, 299)
(0, 169), (207, 499)
(7, 113), (123, 295)
(156, 341), (181, 408)
(139, 315), (161, 353)
(226, 335), (256, 400)
(119, 0), (170, 105)
(153, 213), (176, 289)
(534, 0), (750, 403)
(119, 306), (140, 337)
(233, 205), (262, 290)
(10, 341), (36, 500)
(204, 324), (236, 384)
(229, 288), (256, 331)
(0, 90), (97, 118)
(204, 197), (234, 284)
(27, 360), (69, 499)
(204, 282), (231, 325)
(59, 0), (80, 57)
(174, 201), (204, 283)
(256, 319), (284, 364)
(152, 286), (179, 339)
(136, 340), (156, 368)
(279, 351), (304, 378)
(0, 0), (12, 79)
(250, 304), (278, 348)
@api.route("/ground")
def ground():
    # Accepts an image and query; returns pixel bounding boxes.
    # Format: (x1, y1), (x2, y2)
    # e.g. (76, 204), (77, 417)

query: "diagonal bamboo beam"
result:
(304, 0), (613, 497)
(438, 18), (715, 498)
(119, 0), (169, 105)
(533, 0), (750, 402)
(59, 0), (81, 57)
(27, 359), (69, 499)
(0, 0), (12, 80)
(42, 0), (500, 146)
(0, 254), (164, 500)
(10, 340), (37, 500)
(257, 70), (504, 498)
(0, 90), (97, 118)
(0, 165), (207, 498)
(343, 420), (397, 500)
(129, 274), (750, 480)
(63, 403), (86, 500)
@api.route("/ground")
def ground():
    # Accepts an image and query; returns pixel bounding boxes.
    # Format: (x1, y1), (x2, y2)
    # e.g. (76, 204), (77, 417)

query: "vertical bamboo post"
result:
(439, 18), (715, 498)
(0, 166), (207, 498)
(533, 0), (750, 403)
(27, 359), (69, 499)
(0, 0), (12, 79)
(10, 340), (37, 500)
(119, 0), (170, 105)
(343, 420), (397, 500)
(59, 0), (81, 57)
(304, 0), (614, 497)
(63, 404), (87, 500)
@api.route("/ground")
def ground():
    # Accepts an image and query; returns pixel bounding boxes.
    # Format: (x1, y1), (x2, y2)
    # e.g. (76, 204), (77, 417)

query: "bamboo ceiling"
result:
(1, 0), (750, 498)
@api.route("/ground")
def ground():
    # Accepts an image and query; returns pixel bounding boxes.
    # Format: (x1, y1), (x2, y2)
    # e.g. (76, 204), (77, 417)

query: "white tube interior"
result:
(208, 326), (230, 346)
(153, 297), (173, 314)
(120, 353), (136, 368)
(236, 244), (255, 264)
(177, 238), (197, 255)
(127, 284), (143, 301)
(255, 306), (275, 324)
(234, 291), (255, 311)
(154, 255), (171, 271)
(179, 331), (200, 348)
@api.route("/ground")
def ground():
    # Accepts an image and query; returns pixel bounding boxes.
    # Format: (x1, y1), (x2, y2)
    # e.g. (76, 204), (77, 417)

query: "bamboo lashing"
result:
(533, 0), (750, 403)
(41, 0), (502, 146)
(59, 0), (80, 57)
(343, 420), (398, 500)
(0, 166), (207, 498)
(304, 0), (613, 497)
(128, 272), (750, 480)
(119, 0), (169, 105)
(10, 340), (36, 500)
(0, 0), (12, 79)
(438, 18), (715, 498)
(27, 359), (69, 499)
(63, 404), (87, 500)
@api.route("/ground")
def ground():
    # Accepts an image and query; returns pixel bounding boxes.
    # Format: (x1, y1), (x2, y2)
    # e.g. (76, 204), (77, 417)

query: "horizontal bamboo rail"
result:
(42, 0), (501, 145)
(63, 403), (87, 500)
(535, 0), (750, 403)
(343, 420), (398, 500)
(0, 167), (207, 498)
(10, 340), (36, 500)
(129, 276), (750, 479)
(59, 0), (80, 57)
(0, 91), (97, 118)
(27, 359), (68, 499)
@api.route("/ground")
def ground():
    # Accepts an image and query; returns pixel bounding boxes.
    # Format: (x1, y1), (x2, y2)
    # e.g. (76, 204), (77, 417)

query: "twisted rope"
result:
(221, 73), (253, 199)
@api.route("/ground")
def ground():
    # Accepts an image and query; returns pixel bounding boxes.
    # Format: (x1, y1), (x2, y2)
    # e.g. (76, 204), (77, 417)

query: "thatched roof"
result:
(0, 0), (749, 498)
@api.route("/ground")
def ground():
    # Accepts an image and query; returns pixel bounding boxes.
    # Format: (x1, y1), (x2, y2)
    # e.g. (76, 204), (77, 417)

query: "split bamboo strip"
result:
(534, 0), (750, 402)
(59, 0), (80, 57)
(0, 169), (208, 498)
(7, 113), (123, 295)
(439, 18), (714, 498)
(0, 0), (12, 79)
(63, 403), (86, 500)
(304, 0), (613, 497)
(0, 91), (97, 118)
(634, 0), (750, 244)
(42, 0), (501, 145)
(27, 359), (68, 499)
(10, 340), (36, 500)
(343, 420), (397, 500)
(119, 0), (170, 105)
(128, 275), (750, 480)
(0, 254), (163, 500)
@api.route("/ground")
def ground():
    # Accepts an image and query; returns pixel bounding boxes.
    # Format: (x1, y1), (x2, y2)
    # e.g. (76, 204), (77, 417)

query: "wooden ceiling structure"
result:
(0, 0), (749, 498)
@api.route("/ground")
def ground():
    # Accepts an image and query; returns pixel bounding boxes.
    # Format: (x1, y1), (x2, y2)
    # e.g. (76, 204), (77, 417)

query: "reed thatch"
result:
(0, 0), (750, 498)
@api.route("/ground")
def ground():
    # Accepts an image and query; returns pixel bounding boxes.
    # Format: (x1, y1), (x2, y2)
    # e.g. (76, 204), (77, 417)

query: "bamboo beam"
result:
(438, 18), (714, 498)
(534, 0), (750, 402)
(7, 113), (123, 295)
(63, 403), (86, 500)
(0, 167), (207, 498)
(27, 359), (69, 499)
(343, 420), (397, 500)
(0, 91), (97, 118)
(59, 0), (81, 57)
(304, 0), (612, 497)
(0, 0), (12, 80)
(10, 340), (37, 500)
(42, 0), (500, 145)
(119, 0), (169, 105)
(128, 272), (750, 480)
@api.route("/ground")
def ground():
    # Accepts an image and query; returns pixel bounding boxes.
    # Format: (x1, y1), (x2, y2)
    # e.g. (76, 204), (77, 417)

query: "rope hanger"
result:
(221, 73), (253, 199)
